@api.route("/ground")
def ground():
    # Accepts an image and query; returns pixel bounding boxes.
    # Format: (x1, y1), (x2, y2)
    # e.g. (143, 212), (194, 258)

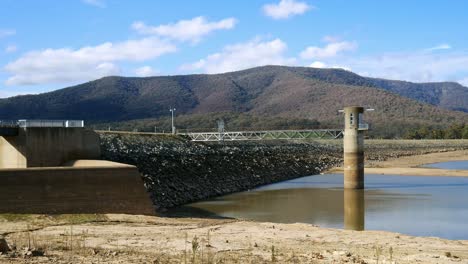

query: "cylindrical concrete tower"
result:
(344, 189), (365, 230)
(343, 106), (365, 189)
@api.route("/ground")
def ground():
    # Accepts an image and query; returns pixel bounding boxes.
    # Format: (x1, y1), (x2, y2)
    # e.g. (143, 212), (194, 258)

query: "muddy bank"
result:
(99, 133), (468, 210)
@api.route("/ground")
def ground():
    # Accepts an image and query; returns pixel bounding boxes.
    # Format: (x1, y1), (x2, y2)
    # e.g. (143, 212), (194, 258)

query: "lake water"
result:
(168, 174), (468, 240)
(422, 160), (468, 170)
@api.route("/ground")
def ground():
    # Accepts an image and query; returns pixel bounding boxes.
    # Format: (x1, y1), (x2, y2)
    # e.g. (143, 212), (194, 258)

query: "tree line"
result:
(403, 124), (468, 139)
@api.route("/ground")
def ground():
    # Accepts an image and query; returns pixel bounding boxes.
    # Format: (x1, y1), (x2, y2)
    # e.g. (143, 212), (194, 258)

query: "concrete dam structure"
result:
(0, 120), (154, 215)
(0, 126), (100, 168)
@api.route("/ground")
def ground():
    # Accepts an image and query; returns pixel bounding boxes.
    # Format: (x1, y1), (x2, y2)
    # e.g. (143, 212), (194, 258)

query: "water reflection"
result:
(344, 189), (365, 231)
(168, 187), (401, 229)
(167, 174), (468, 239)
(168, 188), (345, 225)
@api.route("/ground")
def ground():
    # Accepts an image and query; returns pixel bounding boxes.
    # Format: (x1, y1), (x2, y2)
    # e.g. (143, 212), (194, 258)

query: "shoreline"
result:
(1, 149), (468, 263)
(328, 149), (468, 177)
(1, 213), (468, 264)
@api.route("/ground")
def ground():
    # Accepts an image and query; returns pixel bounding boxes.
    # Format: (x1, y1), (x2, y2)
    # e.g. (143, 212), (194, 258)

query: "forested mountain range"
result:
(0, 65), (466, 137)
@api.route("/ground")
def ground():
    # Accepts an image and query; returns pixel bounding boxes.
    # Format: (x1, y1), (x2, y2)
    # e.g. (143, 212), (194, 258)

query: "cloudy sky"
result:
(1, 0), (468, 97)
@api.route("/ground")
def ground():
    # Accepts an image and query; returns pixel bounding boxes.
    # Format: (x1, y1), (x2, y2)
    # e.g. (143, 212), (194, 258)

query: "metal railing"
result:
(17, 120), (84, 128)
(0, 120), (20, 128)
(186, 129), (344, 141)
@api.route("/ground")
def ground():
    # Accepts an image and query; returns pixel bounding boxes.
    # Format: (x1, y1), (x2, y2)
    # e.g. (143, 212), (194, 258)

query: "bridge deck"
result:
(186, 129), (343, 141)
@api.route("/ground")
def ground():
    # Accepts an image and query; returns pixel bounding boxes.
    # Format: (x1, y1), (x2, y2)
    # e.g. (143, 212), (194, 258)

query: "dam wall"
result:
(0, 163), (154, 215)
(0, 127), (101, 168)
(100, 133), (468, 211)
(100, 133), (343, 210)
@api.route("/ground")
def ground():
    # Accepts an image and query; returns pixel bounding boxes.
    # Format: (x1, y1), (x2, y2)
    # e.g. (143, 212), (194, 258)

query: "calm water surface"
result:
(422, 160), (468, 170)
(168, 174), (468, 240)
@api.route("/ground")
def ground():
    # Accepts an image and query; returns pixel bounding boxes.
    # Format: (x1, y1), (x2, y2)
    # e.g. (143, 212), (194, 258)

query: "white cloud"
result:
(95, 62), (120, 75)
(181, 38), (296, 74)
(331, 51), (468, 84)
(300, 41), (357, 59)
(0, 29), (15, 38)
(132, 16), (237, 43)
(5, 62), (121, 86)
(135, 66), (159, 77)
(322, 35), (340, 43)
(309, 61), (326, 68)
(4, 37), (176, 85)
(457, 78), (468, 87)
(301, 40), (467, 84)
(330, 65), (352, 71)
(5, 44), (17, 53)
(425, 44), (451, 52)
(308, 61), (351, 71)
(262, 0), (312, 19)
(82, 0), (105, 8)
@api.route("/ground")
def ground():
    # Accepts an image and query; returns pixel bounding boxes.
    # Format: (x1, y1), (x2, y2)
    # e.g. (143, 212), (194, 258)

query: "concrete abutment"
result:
(0, 127), (155, 215)
(0, 127), (101, 168)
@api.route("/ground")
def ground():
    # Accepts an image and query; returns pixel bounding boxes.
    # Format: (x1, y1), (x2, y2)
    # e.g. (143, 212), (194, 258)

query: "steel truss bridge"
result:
(186, 129), (344, 142)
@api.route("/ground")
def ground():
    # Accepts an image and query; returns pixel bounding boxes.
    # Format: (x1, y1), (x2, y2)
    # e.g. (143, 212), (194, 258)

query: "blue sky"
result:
(1, 0), (468, 97)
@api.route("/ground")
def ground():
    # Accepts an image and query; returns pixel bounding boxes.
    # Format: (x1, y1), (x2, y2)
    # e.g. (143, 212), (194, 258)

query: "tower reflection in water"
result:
(344, 189), (365, 231)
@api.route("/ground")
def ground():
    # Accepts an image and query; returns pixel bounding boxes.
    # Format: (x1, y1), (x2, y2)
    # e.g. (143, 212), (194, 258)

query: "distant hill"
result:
(281, 66), (468, 112)
(0, 65), (466, 137)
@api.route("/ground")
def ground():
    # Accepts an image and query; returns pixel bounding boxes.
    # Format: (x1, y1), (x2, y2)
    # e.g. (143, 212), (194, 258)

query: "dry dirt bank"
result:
(329, 149), (468, 176)
(369, 149), (468, 168)
(1, 214), (467, 264)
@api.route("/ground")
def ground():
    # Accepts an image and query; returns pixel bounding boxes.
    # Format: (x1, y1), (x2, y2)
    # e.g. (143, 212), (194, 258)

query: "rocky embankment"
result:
(99, 133), (468, 210)
(347, 139), (468, 166)
(99, 133), (342, 210)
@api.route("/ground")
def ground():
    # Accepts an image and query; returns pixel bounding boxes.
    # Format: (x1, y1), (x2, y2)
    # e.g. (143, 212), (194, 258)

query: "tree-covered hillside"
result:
(0, 65), (467, 138)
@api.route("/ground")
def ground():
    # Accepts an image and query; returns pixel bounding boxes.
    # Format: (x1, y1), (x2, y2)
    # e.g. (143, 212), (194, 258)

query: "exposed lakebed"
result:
(168, 173), (468, 240)
(422, 160), (468, 170)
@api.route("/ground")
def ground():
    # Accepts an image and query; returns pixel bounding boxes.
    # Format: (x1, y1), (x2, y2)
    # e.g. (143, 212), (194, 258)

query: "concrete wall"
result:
(0, 165), (155, 215)
(0, 135), (26, 168)
(0, 128), (101, 168)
